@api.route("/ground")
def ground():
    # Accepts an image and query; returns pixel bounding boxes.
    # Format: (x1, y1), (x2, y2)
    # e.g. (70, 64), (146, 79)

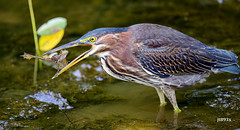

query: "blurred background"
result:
(0, 0), (239, 129)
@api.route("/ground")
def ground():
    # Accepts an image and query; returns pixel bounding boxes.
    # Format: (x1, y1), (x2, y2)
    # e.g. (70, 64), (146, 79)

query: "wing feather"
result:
(131, 24), (239, 77)
(135, 44), (216, 77)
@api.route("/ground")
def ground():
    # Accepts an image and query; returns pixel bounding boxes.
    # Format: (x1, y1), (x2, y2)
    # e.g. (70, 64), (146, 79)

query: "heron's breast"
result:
(99, 55), (163, 87)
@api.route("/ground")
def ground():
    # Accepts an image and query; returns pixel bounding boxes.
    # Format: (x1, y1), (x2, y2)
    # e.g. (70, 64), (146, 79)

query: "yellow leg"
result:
(174, 106), (181, 113)
(161, 86), (181, 113)
(155, 88), (167, 107)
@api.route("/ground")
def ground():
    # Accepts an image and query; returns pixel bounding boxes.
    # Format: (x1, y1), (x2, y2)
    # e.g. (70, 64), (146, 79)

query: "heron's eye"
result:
(89, 37), (97, 42)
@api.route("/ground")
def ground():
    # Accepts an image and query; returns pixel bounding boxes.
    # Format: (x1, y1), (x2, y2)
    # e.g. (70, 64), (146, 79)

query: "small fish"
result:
(22, 50), (69, 71)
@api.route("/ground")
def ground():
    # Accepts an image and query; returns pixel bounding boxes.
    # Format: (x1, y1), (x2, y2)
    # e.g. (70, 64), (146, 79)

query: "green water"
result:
(0, 0), (240, 129)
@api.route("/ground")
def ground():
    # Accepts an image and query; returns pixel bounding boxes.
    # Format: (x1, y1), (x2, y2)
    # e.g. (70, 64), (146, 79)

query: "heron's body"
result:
(44, 23), (240, 112)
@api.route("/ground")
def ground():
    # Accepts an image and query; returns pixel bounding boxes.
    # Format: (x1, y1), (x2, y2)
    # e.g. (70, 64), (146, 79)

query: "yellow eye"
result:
(89, 37), (97, 42)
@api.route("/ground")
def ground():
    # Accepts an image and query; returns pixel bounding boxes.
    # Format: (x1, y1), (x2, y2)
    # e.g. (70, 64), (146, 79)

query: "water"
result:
(0, 0), (240, 129)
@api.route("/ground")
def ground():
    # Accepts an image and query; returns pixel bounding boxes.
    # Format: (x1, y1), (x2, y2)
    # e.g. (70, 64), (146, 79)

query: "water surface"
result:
(0, 0), (239, 129)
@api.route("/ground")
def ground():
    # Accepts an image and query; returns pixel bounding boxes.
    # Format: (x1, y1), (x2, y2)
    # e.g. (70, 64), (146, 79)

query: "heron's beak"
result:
(42, 40), (93, 79)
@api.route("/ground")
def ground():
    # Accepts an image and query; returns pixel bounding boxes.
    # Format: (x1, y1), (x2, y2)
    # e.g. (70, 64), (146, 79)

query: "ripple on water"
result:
(205, 85), (240, 110)
(186, 85), (240, 110)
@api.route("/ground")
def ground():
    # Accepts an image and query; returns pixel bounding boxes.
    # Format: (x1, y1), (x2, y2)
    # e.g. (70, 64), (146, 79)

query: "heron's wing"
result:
(133, 37), (237, 78)
(131, 24), (238, 78)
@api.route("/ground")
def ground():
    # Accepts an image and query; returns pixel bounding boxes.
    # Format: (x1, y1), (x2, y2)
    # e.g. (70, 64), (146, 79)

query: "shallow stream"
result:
(0, 0), (239, 129)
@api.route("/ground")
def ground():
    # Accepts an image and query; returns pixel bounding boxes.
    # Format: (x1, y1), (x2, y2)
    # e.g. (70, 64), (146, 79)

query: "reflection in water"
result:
(217, 0), (223, 4)
(227, 77), (240, 82)
(0, 121), (9, 129)
(25, 90), (73, 110)
(72, 69), (82, 81)
(156, 106), (178, 129)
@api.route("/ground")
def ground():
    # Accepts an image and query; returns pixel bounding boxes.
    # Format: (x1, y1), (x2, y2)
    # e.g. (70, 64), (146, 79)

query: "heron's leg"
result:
(161, 86), (181, 113)
(155, 88), (167, 106)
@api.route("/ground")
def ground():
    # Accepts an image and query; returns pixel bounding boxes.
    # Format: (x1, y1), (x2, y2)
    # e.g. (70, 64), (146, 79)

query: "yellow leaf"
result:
(39, 29), (64, 51)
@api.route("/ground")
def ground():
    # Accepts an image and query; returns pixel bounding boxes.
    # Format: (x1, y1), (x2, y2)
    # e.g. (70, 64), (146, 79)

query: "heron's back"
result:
(131, 24), (240, 87)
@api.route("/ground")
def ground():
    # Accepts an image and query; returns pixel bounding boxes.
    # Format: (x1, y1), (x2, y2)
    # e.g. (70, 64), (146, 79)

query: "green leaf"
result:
(37, 17), (67, 36)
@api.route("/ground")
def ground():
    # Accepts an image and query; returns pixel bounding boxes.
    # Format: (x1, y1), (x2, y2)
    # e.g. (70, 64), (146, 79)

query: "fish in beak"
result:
(42, 40), (93, 79)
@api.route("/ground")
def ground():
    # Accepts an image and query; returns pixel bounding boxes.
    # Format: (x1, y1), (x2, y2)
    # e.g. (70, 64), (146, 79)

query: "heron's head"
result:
(43, 27), (129, 79)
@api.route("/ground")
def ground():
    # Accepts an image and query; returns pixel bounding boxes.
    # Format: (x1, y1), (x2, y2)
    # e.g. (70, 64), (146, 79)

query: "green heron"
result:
(43, 23), (240, 112)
